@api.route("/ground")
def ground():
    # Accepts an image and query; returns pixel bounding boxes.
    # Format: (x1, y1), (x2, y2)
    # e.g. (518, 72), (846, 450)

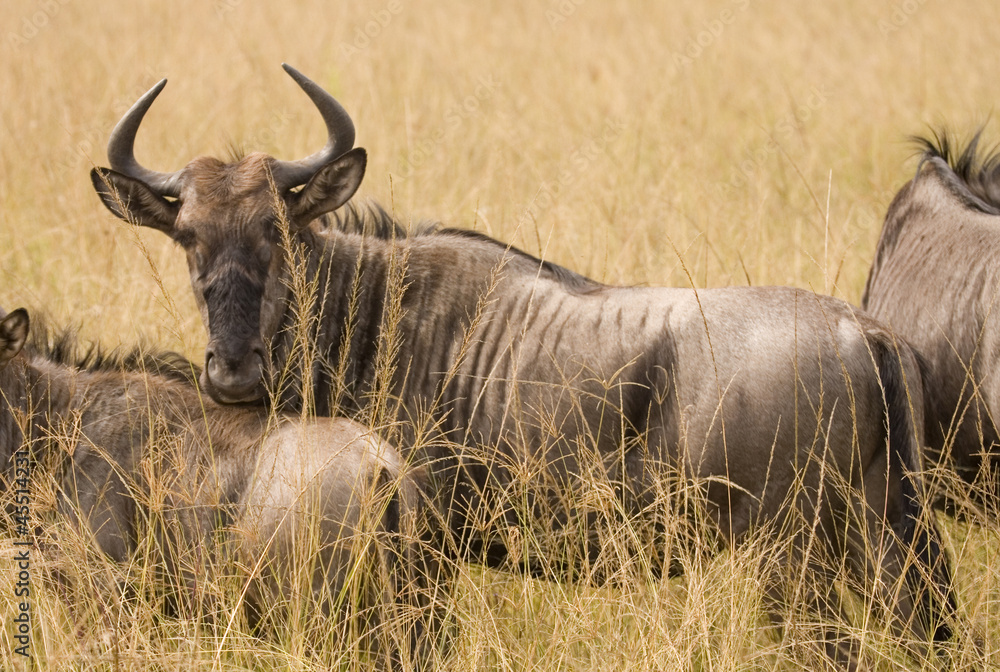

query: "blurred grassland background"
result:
(2, 0), (1000, 670)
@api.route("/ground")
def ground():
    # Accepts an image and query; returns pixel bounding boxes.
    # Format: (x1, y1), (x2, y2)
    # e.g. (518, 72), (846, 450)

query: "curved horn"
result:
(106, 78), (182, 197)
(271, 63), (356, 188)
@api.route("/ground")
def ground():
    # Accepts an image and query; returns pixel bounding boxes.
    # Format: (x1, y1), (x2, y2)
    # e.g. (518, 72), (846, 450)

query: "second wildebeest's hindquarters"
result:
(238, 419), (435, 659)
(90, 65), (958, 667)
(864, 131), (1000, 498)
(0, 310), (438, 668)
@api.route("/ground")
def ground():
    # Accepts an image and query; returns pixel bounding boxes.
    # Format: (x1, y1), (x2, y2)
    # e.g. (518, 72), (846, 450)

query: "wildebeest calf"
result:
(0, 308), (436, 668)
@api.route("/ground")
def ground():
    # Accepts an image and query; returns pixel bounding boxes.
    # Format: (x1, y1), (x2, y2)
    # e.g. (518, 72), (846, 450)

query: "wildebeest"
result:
(0, 307), (435, 668)
(863, 131), (1000, 499)
(91, 65), (959, 668)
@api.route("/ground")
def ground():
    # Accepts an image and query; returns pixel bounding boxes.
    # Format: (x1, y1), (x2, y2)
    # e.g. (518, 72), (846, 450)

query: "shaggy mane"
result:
(325, 202), (598, 290)
(24, 313), (200, 386)
(437, 228), (599, 291)
(914, 128), (1000, 215)
(321, 201), (441, 239)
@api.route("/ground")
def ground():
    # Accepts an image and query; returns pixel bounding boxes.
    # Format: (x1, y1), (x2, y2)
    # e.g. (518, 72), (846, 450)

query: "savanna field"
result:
(2, 1), (1000, 670)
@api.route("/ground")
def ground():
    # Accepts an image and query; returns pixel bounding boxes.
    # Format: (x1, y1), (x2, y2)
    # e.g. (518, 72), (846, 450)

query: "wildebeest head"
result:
(91, 65), (366, 404)
(0, 308), (29, 368)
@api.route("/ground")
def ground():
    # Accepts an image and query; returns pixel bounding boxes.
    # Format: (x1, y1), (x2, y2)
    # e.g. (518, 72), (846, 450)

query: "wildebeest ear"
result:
(287, 147), (367, 225)
(90, 167), (179, 234)
(0, 308), (28, 367)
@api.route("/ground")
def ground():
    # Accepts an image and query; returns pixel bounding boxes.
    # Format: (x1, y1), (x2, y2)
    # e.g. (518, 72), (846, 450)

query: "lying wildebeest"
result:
(0, 307), (435, 668)
(863, 130), (1000, 499)
(91, 64), (959, 668)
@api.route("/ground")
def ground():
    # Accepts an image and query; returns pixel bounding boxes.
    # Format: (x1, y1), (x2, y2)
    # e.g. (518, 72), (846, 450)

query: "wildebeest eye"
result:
(173, 230), (196, 250)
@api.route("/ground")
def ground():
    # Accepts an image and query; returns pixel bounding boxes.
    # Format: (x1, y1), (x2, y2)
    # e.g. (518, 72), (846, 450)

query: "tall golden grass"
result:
(2, 0), (1000, 669)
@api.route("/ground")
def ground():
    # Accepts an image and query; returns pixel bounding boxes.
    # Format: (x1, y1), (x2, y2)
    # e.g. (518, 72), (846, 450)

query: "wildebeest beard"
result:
(201, 253), (268, 404)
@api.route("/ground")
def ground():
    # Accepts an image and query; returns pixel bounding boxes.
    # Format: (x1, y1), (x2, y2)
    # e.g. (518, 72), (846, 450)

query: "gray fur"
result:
(89, 77), (960, 664)
(93, 169), (958, 668)
(863, 130), (1000, 489)
(0, 309), (434, 667)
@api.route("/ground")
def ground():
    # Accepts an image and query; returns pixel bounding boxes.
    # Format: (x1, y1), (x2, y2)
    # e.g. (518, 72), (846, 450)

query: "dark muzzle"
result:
(201, 265), (269, 404)
(202, 341), (267, 404)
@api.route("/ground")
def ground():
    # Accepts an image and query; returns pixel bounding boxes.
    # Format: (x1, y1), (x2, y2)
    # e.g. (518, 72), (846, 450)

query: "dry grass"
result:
(2, 0), (1000, 669)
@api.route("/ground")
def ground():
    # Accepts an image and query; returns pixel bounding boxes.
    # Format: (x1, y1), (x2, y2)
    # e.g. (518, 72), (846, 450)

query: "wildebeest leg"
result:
(841, 495), (956, 665)
(834, 443), (959, 668)
(379, 463), (455, 671)
(850, 333), (959, 661)
(760, 546), (862, 671)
